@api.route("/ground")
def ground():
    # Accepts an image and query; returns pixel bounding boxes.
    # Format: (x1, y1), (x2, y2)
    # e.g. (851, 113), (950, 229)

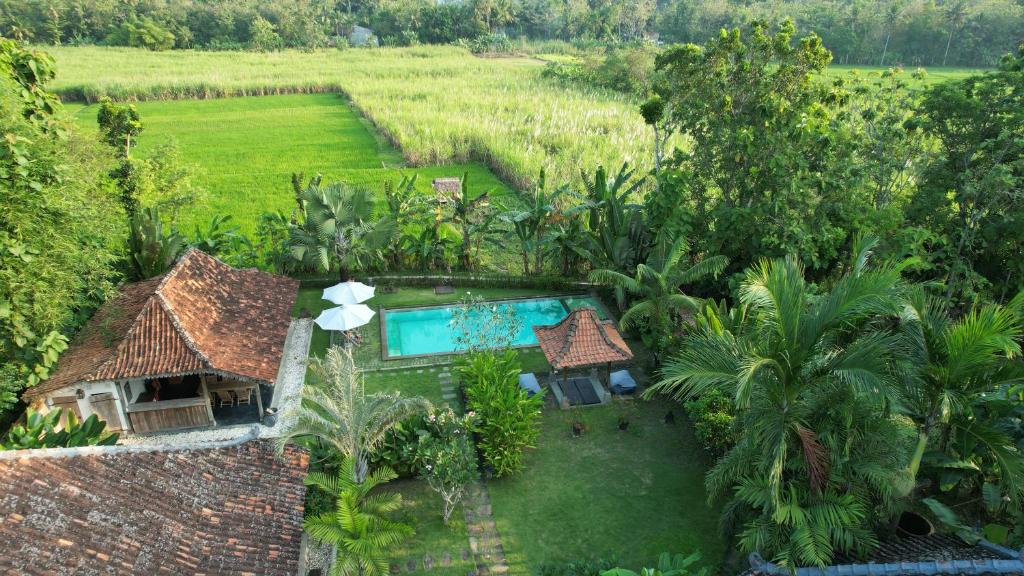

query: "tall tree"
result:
(654, 20), (869, 279)
(0, 39), (122, 410)
(277, 346), (430, 483)
(907, 48), (1024, 304)
(648, 241), (914, 567)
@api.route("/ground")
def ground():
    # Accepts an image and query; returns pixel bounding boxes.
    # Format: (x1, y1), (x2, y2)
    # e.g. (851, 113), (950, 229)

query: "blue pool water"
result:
(383, 296), (604, 358)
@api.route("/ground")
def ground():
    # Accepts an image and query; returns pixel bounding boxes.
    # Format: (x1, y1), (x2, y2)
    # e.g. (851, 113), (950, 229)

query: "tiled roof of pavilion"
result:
(0, 437), (308, 575)
(25, 249), (299, 399)
(532, 307), (633, 370)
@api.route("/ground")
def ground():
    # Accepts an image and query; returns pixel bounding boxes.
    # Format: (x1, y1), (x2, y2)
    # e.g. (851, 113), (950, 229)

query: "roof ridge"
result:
(154, 249), (214, 367)
(0, 426), (263, 461)
(595, 317), (631, 359)
(85, 277), (168, 382)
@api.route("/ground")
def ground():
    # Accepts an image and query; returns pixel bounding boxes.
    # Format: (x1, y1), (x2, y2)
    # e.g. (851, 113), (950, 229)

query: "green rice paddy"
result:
(68, 93), (513, 235)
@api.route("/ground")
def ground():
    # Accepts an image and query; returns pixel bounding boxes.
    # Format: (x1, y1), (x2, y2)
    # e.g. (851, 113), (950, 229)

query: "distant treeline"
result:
(0, 0), (1020, 67)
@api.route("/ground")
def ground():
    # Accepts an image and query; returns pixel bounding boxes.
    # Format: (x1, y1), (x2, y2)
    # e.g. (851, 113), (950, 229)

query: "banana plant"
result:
(2, 407), (118, 450)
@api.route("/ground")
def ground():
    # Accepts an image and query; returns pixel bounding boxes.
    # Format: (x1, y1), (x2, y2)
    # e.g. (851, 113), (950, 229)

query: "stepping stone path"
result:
(463, 481), (509, 575)
(439, 369), (458, 403)
(385, 370), (507, 576)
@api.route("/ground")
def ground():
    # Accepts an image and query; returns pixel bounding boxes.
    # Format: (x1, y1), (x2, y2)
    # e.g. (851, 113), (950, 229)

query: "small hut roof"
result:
(532, 307), (633, 370)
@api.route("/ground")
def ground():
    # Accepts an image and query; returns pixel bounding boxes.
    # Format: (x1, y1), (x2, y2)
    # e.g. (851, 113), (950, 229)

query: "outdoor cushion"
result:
(518, 373), (542, 397)
(609, 369), (637, 394)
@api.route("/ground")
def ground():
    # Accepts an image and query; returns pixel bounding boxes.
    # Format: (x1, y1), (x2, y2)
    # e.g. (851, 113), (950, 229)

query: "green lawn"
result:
(486, 400), (725, 574)
(391, 479), (476, 576)
(67, 93), (515, 236)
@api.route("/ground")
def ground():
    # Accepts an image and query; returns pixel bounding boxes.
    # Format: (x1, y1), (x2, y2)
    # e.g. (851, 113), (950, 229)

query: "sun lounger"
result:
(518, 373), (542, 397)
(609, 369), (637, 395)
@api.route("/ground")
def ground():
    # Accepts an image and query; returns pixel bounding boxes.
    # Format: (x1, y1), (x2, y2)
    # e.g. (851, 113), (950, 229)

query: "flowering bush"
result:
(371, 408), (476, 477)
(418, 410), (479, 523)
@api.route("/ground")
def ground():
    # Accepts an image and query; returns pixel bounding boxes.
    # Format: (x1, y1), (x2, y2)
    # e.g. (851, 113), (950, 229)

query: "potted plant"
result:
(617, 414), (630, 431)
(570, 407), (586, 437)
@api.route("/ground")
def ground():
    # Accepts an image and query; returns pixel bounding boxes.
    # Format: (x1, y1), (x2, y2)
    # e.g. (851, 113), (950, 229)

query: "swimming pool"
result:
(382, 295), (606, 358)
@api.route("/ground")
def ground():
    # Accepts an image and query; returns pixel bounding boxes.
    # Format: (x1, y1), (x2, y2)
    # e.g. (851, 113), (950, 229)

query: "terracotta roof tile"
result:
(0, 439), (308, 576)
(532, 307), (633, 370)
(26, 250), (298, 399)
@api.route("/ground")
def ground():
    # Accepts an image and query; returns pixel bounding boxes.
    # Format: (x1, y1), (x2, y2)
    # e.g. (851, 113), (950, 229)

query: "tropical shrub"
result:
(127, 206), (187, 280)
(277, 346), (430, 483)
(417, 410), (479, 523)
(536, 557), (618, 576)
(457, 350), (544, 477)
(304, 459), (413, 576)
(683, 389), (735, 457)
(601, 551), (708, 576)
(1, 408), (119, 450)
(0, 39), (122, 407)
(371, 408), (475, 478)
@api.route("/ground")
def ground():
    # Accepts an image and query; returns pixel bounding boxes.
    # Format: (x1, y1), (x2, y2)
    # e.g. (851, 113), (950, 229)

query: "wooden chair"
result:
(213, 389), (234, 407)
(234, 387), (253, 406)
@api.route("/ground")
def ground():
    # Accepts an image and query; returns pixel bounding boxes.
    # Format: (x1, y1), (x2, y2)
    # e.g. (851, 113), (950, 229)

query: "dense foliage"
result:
(2, 1), (1020, 67)
(0, 39), (122, 417)
(304, 458), (414, 576)
(1, 407), (118, 449)
(456, 350), (544, 477)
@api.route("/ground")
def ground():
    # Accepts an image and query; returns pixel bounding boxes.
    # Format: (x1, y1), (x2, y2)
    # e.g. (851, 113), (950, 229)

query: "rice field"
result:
(47, 46), (655, 191)
(68, 93), (512, 236)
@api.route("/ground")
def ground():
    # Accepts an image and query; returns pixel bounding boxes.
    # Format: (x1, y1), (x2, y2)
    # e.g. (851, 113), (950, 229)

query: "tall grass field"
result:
(68, 94), (513, 236)
(48, 46), (654, 191)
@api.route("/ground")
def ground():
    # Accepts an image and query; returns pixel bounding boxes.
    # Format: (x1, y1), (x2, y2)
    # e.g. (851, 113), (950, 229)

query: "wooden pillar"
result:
(255, 382), (264, 423)
(117, 381), (135, 434)
(199, 373), (217, 427)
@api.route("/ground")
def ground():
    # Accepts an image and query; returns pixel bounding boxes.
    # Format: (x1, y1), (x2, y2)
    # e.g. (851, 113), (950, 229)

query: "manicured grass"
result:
(487, 399), (725, 573)
(294, 285), (575, 370)
(48, 45), (657, 190)
(67, 93), (513, 236)
(391, 479), (476, 576)
(362, 369), (456, 408)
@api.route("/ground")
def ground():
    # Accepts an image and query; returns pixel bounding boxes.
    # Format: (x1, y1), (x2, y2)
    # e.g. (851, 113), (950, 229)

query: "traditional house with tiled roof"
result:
(23, 249), (300, 435)
(0, 433), (309, 575)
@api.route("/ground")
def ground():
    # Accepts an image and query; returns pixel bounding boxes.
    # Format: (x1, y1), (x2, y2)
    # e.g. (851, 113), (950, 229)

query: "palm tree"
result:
(647, 242), (913, 567)
(277, 347), (430, 483)
(578, 163), (649, 298)
(589, 236), (726, 359)
(288, 180), (394, 281)
(897, 287), (1024, 496)
(942, 0), (970, 67)
(305, 459), (414, 576)
(439, 172), (491, 271)
(498, 169), (567, 275)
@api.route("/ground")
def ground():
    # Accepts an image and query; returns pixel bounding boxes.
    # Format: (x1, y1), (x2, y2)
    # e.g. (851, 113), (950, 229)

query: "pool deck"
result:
(378, 292), (610, 362)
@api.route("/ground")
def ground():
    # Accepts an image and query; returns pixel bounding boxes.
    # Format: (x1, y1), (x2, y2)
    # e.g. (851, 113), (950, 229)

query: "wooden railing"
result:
(126, 397), (212, 434)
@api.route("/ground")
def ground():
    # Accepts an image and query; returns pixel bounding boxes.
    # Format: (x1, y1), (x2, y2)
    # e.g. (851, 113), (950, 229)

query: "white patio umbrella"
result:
(314, 304), (376, 332)
(322, 281), (375, 305)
